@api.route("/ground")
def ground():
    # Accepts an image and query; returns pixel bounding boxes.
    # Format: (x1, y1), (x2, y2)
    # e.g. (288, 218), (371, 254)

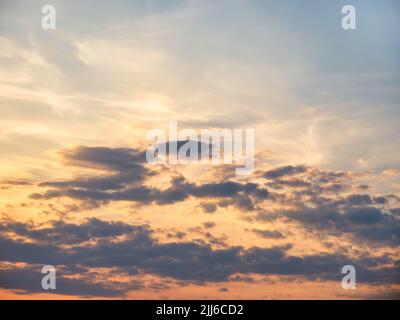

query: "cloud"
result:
(29, 146), (270, 209)
(0, 217), (141, 245)
(346, 194), (373, 206)
(0, 179), (33, 186)
(199, 202), (218, 214)
(0, 265), (136, 298)
(62, 146), (147, 170)
(266, 178), (312, 190)
(251, 229), (286, 239)
(278, 205), (400, 247)
(152, 140), (214, 161)
(1, 218), (398, 298)
(6, 145), (400, 297)
(26, 147), (400, 248)
(36, 146), (154, 193)
(203, 222), (216, 229)
(345, 207), (383, 225)
(263, 165), (308, 179)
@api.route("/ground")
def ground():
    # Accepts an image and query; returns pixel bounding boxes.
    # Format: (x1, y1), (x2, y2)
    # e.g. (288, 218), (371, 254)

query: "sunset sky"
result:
(0, 0), (399, 299)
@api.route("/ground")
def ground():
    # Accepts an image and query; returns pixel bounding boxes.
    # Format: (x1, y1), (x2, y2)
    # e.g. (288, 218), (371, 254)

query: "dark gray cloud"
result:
(159, 179), (269, 210)
(30, 148), (270, 209)
(62, 146), (147, 172)
(278, 205), (400, 247)
(0, 218), (398, 298)
(251, 229), (286, 239)
(0, 235), (66, 265)
(0, 179), (33, 186)
(266, 178), (312, 190)
(200, 202), (218, 213)
(31, 180), (269, 210)
(309, 169), (350, 184)
(373, 196), (388, 205)
(38, 172), (146, 192)
(203, 222), (216, 229)
(263, 165), (308, 179)
(346, 207), (383, 224)
(346, 194), (373, 206)
(31, 147), (154, 197)
(0, 265), (137, 297)
(152, 140), (213, 160)
(0, 217), (140, 245)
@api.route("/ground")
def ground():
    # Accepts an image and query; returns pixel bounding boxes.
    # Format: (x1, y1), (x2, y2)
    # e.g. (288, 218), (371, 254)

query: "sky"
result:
(0, 0), (399, 299)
